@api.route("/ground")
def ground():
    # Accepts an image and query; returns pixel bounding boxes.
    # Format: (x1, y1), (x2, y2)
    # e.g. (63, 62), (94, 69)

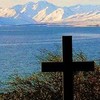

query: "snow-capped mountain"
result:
(0, 1), (100, 26)
(0, 8), (16, 17)
(33, 7), (48, 22)
(63, 11), (100, 26)
(41, 8), (64, 23)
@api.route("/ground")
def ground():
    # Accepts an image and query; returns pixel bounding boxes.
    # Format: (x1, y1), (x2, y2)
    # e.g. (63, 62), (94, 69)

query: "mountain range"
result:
(0, 1), (100, 26)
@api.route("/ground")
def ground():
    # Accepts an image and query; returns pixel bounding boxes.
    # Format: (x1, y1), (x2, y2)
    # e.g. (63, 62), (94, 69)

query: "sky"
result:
(0, 0), (100, 8)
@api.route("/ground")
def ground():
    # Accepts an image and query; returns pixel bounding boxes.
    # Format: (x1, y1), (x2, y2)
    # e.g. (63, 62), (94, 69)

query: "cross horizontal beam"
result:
(72, 61), (94, 71)
(42, 61), (94, 72)
(42, 62), (64, 72)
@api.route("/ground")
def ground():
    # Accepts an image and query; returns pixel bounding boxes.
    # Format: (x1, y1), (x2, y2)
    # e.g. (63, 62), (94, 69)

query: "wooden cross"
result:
(42, 36), (94, 100)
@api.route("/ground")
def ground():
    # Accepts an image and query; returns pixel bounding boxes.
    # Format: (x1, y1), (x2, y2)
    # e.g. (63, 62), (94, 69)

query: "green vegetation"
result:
(0, 72), (63, 100)
(0, 49), (100, 100)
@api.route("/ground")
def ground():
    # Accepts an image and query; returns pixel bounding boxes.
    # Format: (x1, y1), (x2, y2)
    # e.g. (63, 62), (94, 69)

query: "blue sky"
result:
(0, 0), (100, 8)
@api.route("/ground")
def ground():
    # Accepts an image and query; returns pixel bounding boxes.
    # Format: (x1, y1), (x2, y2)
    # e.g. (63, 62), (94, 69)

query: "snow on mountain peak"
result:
(64, 11), (100, 26)
(42, 8), (64, 23)
(66, 11), (100, 21)
(33, 7), (48, 22)
(14, 14), (19, 19)
(32, 4), (38, 10)
(20, 6), (27, 13)
(74, 5), (81, 9)
(0, 8), (16, 17)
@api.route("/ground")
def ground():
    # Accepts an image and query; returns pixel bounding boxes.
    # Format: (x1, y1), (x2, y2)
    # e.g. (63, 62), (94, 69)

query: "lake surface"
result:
(0, 25), (100, 82)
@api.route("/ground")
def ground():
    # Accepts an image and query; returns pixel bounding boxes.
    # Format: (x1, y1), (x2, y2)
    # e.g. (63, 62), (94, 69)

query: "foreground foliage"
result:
(0, 72), (63, 100)
(0, 49), (100, 100)
(74, 66), (100, 100)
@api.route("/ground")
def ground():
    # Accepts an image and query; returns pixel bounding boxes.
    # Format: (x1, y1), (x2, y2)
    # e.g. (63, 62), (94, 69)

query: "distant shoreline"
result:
(0, 23), (100, 27)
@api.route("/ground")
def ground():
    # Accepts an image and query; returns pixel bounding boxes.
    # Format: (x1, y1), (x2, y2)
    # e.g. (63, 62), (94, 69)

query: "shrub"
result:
(0, 49), (100, 100)
(0, 72), (63, 100)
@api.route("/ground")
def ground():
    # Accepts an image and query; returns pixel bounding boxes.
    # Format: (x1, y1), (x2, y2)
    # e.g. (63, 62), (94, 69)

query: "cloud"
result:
(0, 0), (38, 8)
(47, 0), (100, 6)
(0, 0), (100, 8)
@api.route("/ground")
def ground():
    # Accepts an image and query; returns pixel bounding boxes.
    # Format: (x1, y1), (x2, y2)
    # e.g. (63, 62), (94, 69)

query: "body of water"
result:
(0, 25), (100, 81)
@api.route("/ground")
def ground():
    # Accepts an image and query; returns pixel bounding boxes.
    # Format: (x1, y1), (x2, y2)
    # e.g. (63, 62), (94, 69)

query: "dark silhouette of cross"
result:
(42, 36), (94, 100)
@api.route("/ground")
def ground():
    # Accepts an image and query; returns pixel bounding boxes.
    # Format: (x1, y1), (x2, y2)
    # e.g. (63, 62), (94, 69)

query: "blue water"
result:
(0, 25), (100, 82)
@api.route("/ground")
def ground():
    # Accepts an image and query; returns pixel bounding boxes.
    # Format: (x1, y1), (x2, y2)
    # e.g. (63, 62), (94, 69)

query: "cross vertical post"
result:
(63, 36), (73, 100)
